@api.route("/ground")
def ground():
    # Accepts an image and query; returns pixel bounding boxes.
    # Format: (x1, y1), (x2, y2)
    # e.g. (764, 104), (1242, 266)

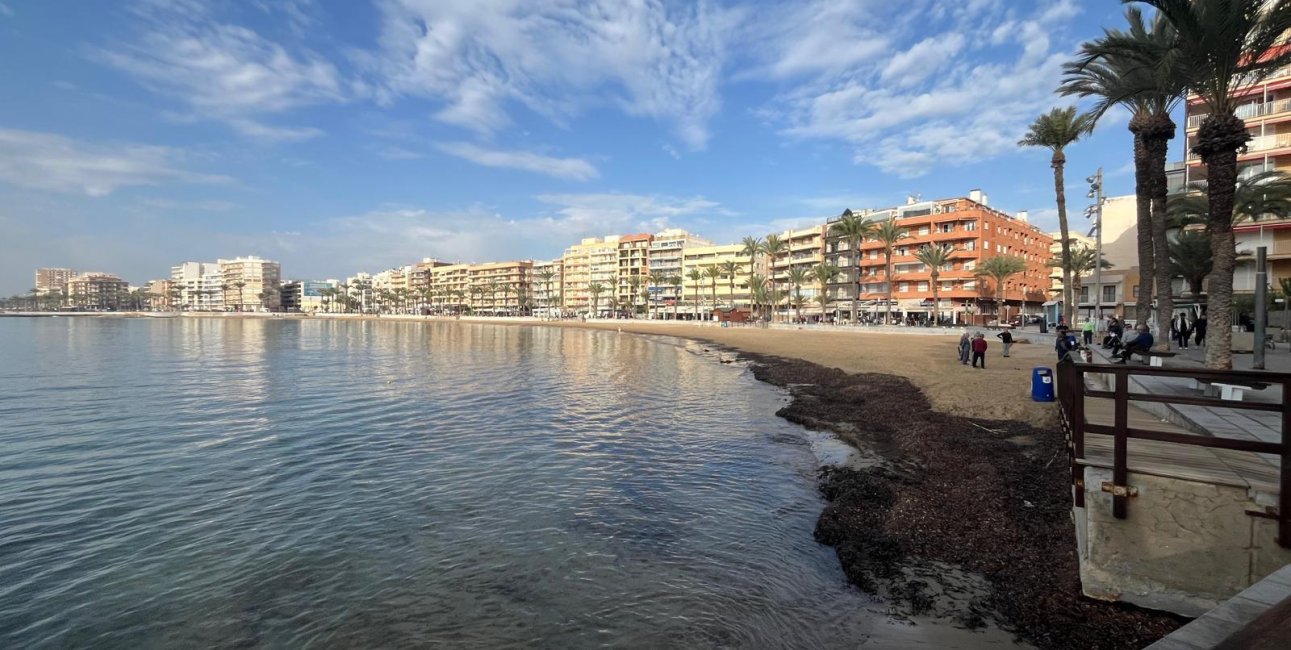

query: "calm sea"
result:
(0, 317), (1012, 648)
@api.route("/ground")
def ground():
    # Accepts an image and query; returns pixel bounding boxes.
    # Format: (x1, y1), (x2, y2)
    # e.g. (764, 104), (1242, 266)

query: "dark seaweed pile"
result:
(743, 353), (1186, 650)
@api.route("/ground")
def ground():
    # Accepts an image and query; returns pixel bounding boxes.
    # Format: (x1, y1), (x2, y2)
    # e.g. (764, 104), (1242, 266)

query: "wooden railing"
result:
(1055, 361), (1291, 548)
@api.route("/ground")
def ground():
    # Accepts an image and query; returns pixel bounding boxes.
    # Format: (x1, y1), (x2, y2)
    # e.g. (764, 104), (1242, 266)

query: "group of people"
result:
(957, 328), (1014, 369)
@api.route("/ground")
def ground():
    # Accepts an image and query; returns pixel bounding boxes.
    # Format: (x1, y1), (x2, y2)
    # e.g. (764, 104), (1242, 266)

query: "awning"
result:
(1042, 300), (1061, 306)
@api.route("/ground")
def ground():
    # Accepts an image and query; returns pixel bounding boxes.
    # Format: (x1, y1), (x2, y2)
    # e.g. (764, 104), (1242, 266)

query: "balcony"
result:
(1187, 98), (1291, 130)
(1187, 133), (1291, 161)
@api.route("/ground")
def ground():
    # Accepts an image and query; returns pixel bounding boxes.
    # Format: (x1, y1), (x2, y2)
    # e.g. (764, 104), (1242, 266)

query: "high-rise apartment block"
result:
(170, 262), (224, 311)
(616, 234), (652, 311)
(34, 268), (75, 296)
(649, 229), (712, 308)
(66, 273), (129, 309)
(561, 236), (620, 315)
(219, 256), (281, 312)
(532, 259), (564, 316)
(680, 244), (753, 317)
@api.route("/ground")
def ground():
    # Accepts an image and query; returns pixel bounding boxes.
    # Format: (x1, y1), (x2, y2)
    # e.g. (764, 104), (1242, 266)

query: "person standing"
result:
(958, 331), (972, 365)
(1194, 312), (1207, 347)
(971, 332), (988, 369)
(1081, 319), (1094, 346)
(996, 327), (1014, 358)
(1174, 313), (1191, 349)
(1055, 325), (1079, 363)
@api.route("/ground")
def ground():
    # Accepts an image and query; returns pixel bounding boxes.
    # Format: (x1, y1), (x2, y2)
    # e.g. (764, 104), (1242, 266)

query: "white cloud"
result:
(759, 0), (1084, 177)
(97, 3), (344, 141)
(534, 193), (728, 235)
(138, 198), (237, 211)
(436, 142), (599, 181)
(370, 0), (732, 150)
(0, 128), (229, 196)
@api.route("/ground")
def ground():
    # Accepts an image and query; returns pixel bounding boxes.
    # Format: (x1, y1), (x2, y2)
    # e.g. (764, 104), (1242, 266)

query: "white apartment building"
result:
(532, 259), (564, 317)
(170, 261), (225, 311)
(648, 228), (712, 314)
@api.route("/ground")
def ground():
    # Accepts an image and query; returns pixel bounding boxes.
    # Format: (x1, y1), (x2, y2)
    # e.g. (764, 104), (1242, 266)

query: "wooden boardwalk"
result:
(1080, 396), (1283, 497)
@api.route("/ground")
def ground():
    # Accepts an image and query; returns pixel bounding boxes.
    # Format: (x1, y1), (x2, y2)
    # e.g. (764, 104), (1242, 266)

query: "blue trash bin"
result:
(1031, 367), (1055, 402)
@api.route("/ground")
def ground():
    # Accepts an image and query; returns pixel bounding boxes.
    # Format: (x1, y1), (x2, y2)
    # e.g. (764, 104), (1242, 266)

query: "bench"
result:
(1125, 350), (1178, 367)
(1190, 379), (1271, 401)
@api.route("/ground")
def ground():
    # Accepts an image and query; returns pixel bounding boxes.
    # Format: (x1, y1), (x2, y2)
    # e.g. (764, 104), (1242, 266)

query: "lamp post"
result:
(1086, 168), (1104, 326)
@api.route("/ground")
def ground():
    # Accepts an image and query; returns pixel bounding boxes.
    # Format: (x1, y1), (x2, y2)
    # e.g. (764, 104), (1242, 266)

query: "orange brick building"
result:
(837, 193), (1052, 325)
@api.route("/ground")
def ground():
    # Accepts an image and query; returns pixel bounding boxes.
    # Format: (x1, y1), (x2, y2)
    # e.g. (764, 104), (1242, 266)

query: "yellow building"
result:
(469, 260), (533, 315)
(616, 233), (652, 314)
(769, 226), (826, 318)
(649, 228), (712, 312)
(532, 259), (564, 317)
(219, 256), (281, 312)
(428, 263), (472, 313)
(561, 236), (619, 315)
(680, 244), (753, 318)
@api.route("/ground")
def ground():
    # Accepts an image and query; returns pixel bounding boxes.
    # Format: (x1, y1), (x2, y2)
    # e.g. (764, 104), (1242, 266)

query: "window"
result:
(964, 221), (977, 231)
(1133, 286), (1139, 298)
(939, 224), (954, 233)
(917, 282), (929, 292)
(1080, 287), (1090, 303)
(963, 241), (976, 251)
(1102, 285), (1116, 303)
(899, 282), (910, 292)
(963, 260), (976, 271)
(918, 226), (930, 235)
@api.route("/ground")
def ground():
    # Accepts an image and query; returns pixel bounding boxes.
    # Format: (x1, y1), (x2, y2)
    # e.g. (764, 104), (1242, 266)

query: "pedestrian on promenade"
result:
(1173, 313), (1190, 349)
(1194, 313), (1207, 347)
(1082, 319), (1094, 346)
(1113, 324), (1155, 364)
(958, 331), (972, 365)
(1055, 325), (1080, 363)
(996, 327), (1014, 357)
(971, 332), (988, 369)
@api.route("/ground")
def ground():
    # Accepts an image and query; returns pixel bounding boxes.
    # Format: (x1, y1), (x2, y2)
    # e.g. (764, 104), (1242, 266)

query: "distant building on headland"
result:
(35, 268), (75, 296)
(66, 273), (129, 310)
(280, 280), (335, 313)
(171, 262), (225, 311)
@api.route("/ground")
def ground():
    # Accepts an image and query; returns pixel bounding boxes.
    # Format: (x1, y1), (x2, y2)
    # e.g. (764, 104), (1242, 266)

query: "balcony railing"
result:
(1188, 97), (1291, 130)
(1188, 133), (1291, 160)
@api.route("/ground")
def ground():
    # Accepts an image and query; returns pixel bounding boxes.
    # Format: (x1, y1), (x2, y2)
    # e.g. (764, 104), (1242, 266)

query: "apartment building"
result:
(66, 273), (129, 310)
(409, 257), (453, 307)
(1048, 230), (1095, 301)
(280, 280), (335, 313)
(768, 225), (827, 318)
(170, 261), (224, 311)
(147, 279), (176, 311)
(469, 260), (533, 315)
(219, 256), (281, 312)
(532, 259), (564, 316)
(616, 233), (652, 313)
(854, 193), (1052, 324)
(680, 244), (753, 318)
(561, 236), (619, 315)
(34, 268), (74, 296)
(428, 263), (472, 313)
(648, 229), (712, 311)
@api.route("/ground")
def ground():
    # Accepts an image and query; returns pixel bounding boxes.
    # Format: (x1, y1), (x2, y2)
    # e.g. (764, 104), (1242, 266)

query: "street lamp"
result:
(1086, 169), (1105, 325)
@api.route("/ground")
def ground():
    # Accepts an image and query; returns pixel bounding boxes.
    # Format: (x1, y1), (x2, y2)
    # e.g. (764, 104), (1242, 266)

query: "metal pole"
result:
(1256, 246), (1268, 370)
(1093, 168), (1104, 326)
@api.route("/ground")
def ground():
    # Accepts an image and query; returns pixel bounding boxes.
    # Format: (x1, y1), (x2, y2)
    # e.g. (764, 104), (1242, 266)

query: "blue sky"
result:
(0, 0), (1171, 294)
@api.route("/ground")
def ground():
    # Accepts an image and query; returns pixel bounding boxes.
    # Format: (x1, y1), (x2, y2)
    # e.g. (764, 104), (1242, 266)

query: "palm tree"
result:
(627, 276), (641, 317)
(703, 265), (722, 319)
(538, 269), (557, 318)
(1019, 106), (1096, 327)
(811, 263), (841, 322)
(1061, 7), (1184, 331)
(686, 269), (703, 319)
(1170, 171), (1291, 226)
(668, 275), (683, 320)
(785, 266), (810, 323)
(718, 260), (741, 308)
(746, 273), (766, 321)
(647, 271), (667, 319)
(830, 210), (875, 324)
(872, 220), (908, 325)
(233, 281), (247, 312)
(1109, 0), (1291, 368)
(1048, 245), (1114, 327)
(914, 244), (954, 326)
(760, 235), (789, 322)
(1169, 229), (1213, 297)
(976, 255), (1028, 325)
(588, 282), (605, 318)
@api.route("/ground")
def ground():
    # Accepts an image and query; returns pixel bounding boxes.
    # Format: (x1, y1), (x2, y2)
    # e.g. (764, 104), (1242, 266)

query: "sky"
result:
(0, 0), (1175, 294)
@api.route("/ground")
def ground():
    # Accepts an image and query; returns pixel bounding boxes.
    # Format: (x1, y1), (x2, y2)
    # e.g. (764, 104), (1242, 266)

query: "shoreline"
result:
(9, 311), (1184, 645)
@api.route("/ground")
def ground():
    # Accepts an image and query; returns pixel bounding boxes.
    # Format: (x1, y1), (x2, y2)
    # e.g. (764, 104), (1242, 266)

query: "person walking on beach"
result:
(996, 327), (1014, 358)
(970, 332), (988, 369)
(1082, 319), (1094, 346)
(958, 331), (971, 365)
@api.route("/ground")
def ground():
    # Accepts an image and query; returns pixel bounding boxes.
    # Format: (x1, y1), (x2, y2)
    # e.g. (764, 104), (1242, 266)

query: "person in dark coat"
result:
(1194, 313), (1207, 346)
(1173, 313), (1190, 349)
(971, 332), (988, 369)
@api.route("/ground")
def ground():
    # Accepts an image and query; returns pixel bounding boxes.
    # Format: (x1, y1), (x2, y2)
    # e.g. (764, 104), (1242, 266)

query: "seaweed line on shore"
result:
(699, 345), (1189, 650)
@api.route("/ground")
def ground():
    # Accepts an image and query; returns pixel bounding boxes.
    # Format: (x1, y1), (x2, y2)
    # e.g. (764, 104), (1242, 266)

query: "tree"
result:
(1169, 229), (1213, 297)
(760, 235), (789, 322)
(830, 210), (875, 324)
(872, 220), (908, 325)
(811, 263), (841, 322)
(703, 265), (721, 319)
(668, 275), (683, 320)
(914, 244), (954, 326)
(647, 271), (667, 319)
(1048, 245), (1114, 327)
(233, 281), (247, 312)
(1019, 106), (1095, 327)
(627, 276), (641, 317)
(1062, 7), (1184, 332)
(588, 282), (605, 318)
(538, 269), (557, 318)
(746, 273), (766, 321)
(686, 269), (703, 319)
(785, 266), (810, 323)
(1110, 0), (1291, 368)
(717, 260), (741, 308)
(976, 255), (1028, 324)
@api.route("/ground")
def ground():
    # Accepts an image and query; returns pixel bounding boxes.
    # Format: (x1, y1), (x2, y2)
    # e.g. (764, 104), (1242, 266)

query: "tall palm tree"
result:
(914, 244), (954, 326)
(976, 256), (1028, 325)
(686, 269), (703, 319)
(588, 282), (605, 318)
(746, 273), (766, 321)
(740, 236), (763, 263)
(627, 276), (641, 317)
(872, 220), (908, 325)
(785, 266), (810, 323)
(1019, 106), (1096, 327)
(233, 281), (247, 312)
(1109, 0), (1291, 368)
(811, 263), (841, 322)
(538, 269), (557, 318)
(1048, 245), (1114, 327)
(1061, 7), (1184, 331)
(668, 275), (683, 320)
(719, 260), (741, 308)
(760, 235), (789, 322)
(646, 271), (666, 319)
(830, 210), (875, 324)
(1169, 229), (1213, 297)
(703, 265), (721, 319)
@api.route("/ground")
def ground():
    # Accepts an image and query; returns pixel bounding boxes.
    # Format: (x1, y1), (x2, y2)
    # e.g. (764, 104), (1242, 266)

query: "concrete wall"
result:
(1076, 466), (1291, 617)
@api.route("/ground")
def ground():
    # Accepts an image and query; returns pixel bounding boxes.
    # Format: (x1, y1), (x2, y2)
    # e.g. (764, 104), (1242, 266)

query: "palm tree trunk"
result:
(1053, 151), (1074, 327)
(1145, 115), (1176, 351)
(1196, 114), (1249, 370)
(884, 253), (893, 325)
(931, 271), (939, 325)
(1129, 122), (1155, 330)
(851, 238), (860, 324)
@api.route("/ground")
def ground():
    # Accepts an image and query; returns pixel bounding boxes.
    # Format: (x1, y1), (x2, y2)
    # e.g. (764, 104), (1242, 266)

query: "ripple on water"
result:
(0, 318), (1021, 649)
